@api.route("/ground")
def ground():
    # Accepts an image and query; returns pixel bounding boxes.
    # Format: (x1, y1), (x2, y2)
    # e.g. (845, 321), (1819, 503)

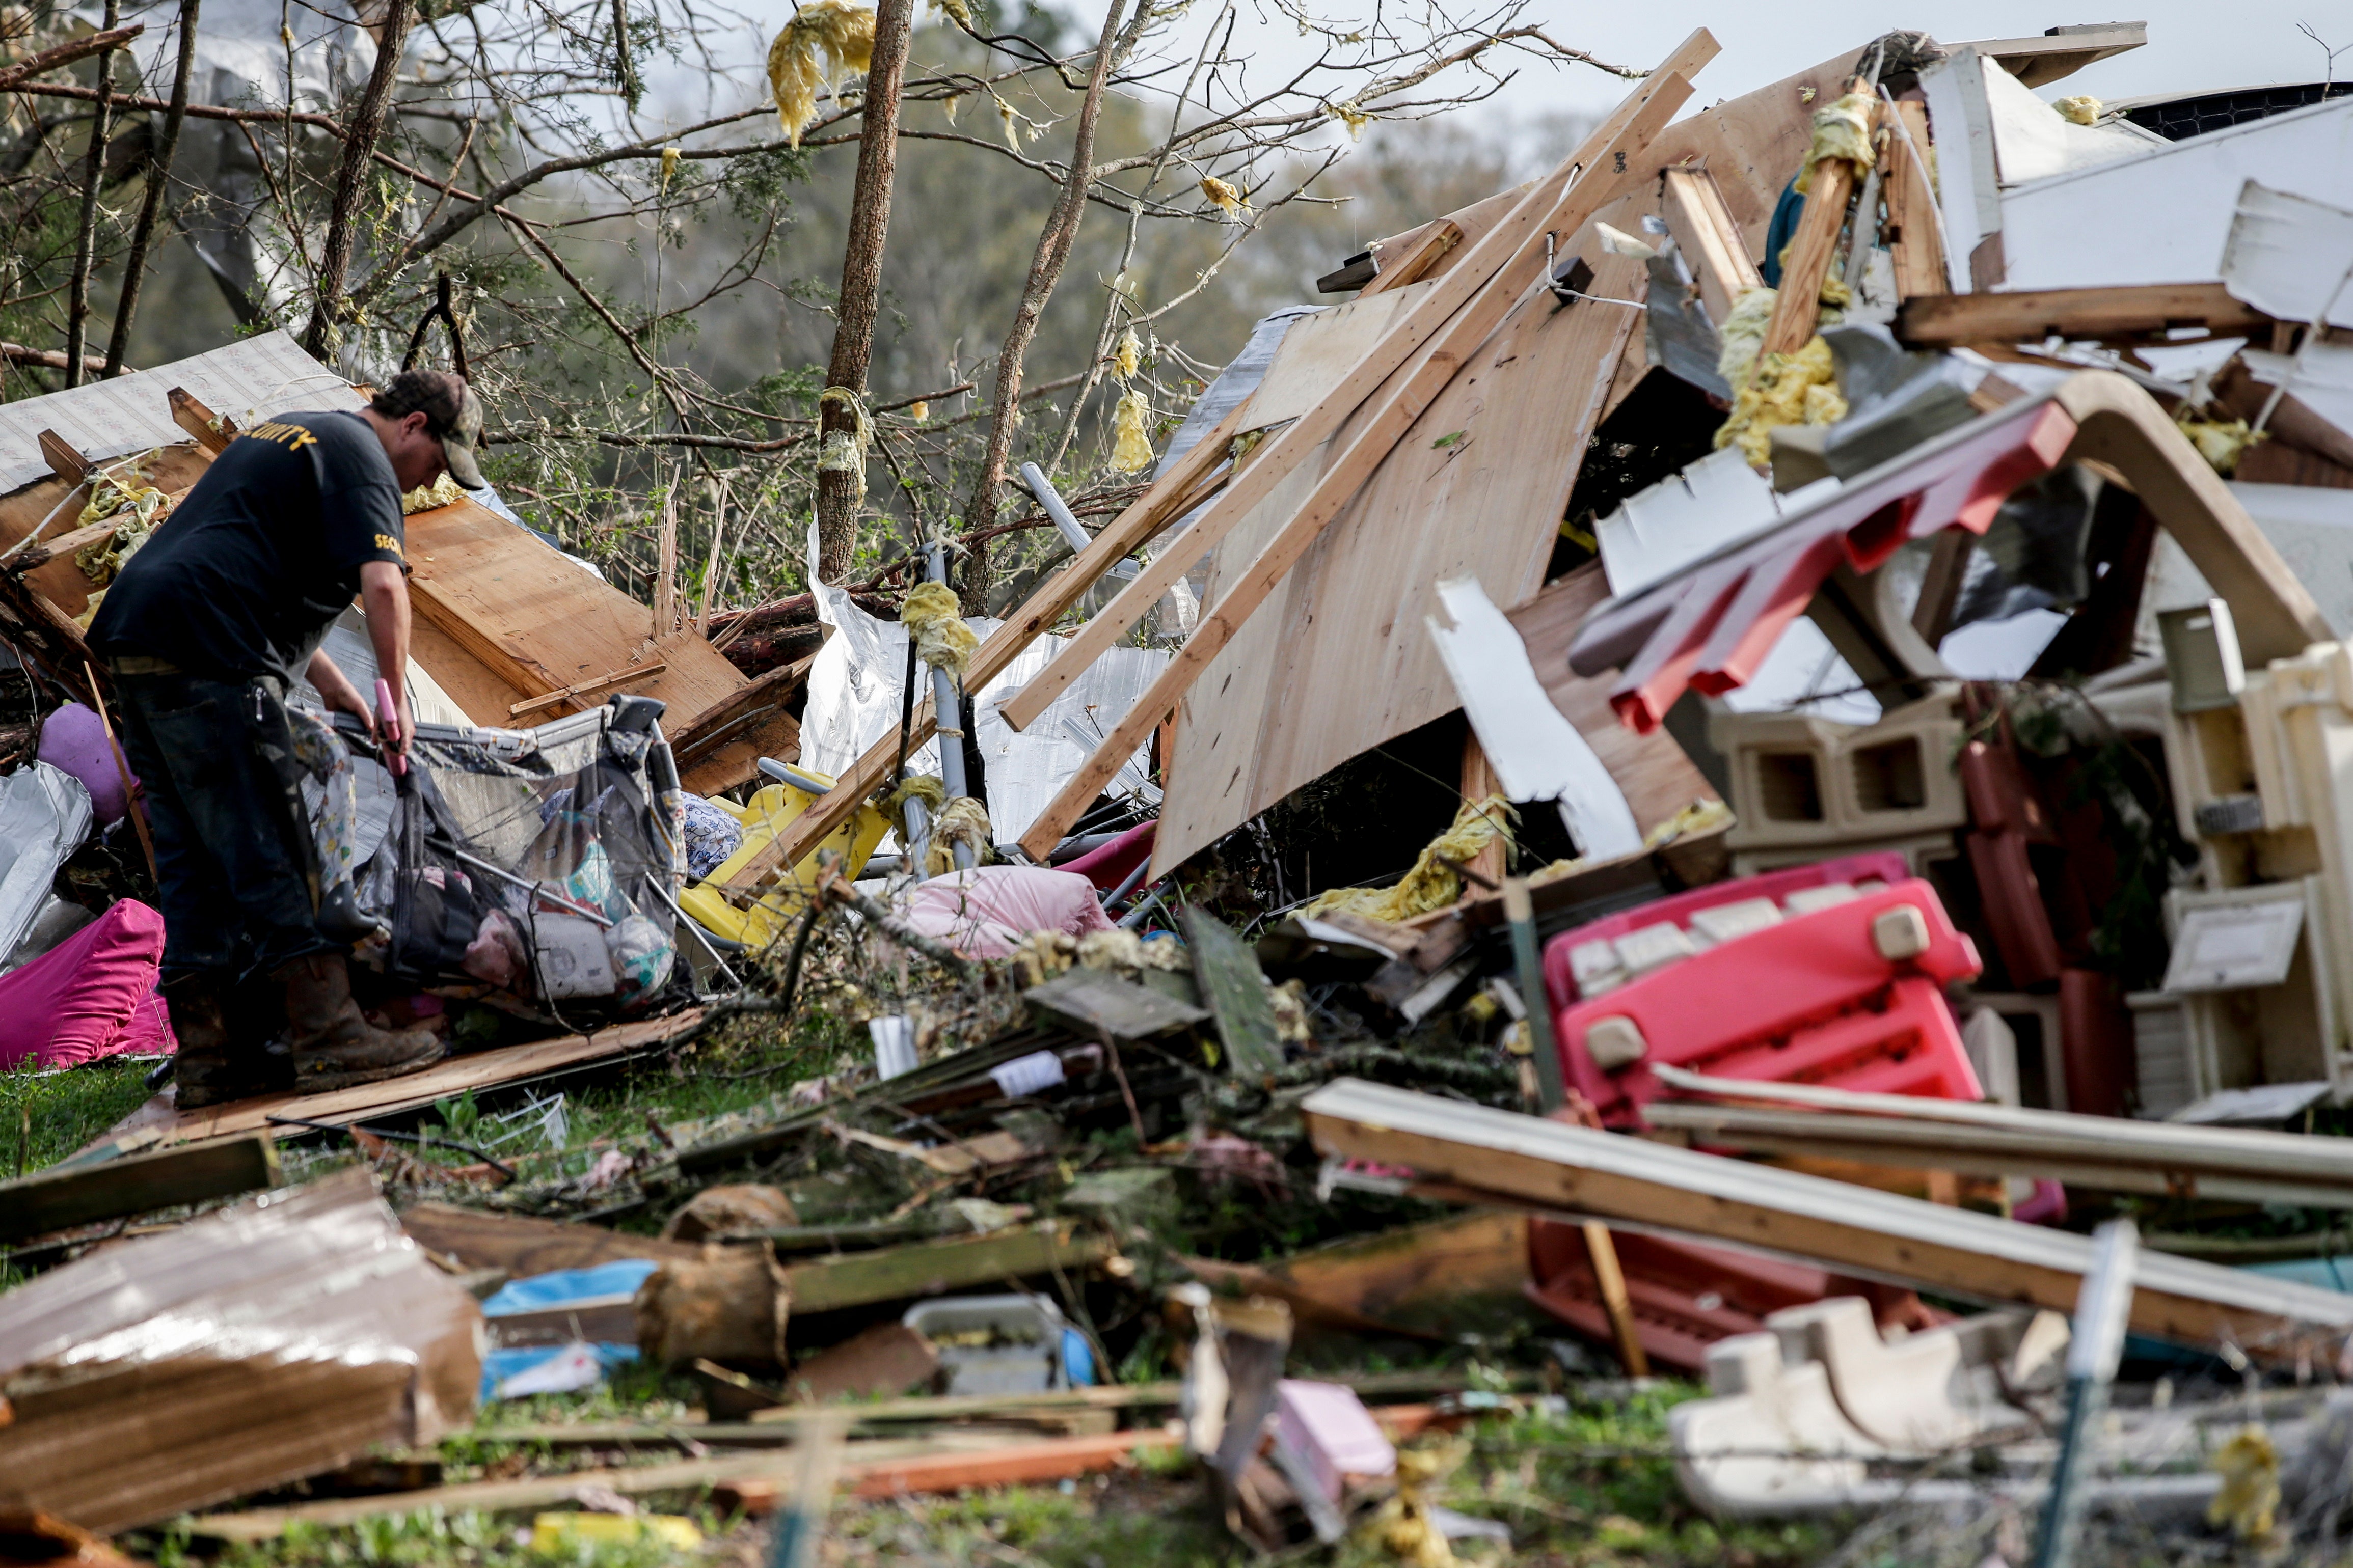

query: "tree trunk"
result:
(103, 0), (200, 377)
(954, 0), (1129, 615)
(301, 0), (415, 359)
(812, 0), (917, 586)
(61, 0), (119, 389)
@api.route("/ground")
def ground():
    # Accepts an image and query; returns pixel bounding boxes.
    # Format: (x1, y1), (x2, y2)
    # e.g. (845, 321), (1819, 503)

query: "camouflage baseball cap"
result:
(371, 368), (485, 489)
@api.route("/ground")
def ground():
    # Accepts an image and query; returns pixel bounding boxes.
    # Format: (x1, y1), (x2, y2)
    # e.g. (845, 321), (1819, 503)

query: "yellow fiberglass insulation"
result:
(900, 581), (978, 679)
(1111, 388), (1154, 473)
(2054, 94), (2101, 125)
(2207, 1426), (2279, 1542)
(767, 0), (875, 148)
(926, 794), (992, 876)
(1715, 286), (1777, 390)
(1794, 91), (1876, 192)
(1200, 175), (1247, 216)
(1716, 336), (1847, 468)
(1114, 325), (1143, 380)
(2175, 410), (2265, 475)
(1304, 796), (1510, 924)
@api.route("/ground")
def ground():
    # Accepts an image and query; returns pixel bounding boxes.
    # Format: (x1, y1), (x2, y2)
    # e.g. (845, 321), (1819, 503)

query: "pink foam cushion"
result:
(0, 899), (175, 1070)
(37, 702), (132, 826)
(898, 865), (1115, 959)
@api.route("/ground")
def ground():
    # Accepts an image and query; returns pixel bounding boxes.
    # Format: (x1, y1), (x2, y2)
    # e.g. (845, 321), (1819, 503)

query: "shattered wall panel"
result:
(0, 1166), (481, 1534)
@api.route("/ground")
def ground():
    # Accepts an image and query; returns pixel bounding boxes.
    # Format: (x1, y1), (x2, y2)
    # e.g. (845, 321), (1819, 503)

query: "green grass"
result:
(0, 1055), (160, 1176)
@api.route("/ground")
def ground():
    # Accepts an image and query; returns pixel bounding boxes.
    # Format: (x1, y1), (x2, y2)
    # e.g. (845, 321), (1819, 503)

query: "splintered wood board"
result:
(402, 497), (747, 727)
(0, 446), (215, 619)
(1505, 561), (1720, 838)
(99, 1009), (704, 1150)
(1154, 252), (1645, 877)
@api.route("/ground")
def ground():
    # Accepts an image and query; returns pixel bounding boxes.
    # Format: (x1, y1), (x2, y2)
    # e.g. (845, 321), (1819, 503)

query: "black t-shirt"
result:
(89, 410), (408, 683)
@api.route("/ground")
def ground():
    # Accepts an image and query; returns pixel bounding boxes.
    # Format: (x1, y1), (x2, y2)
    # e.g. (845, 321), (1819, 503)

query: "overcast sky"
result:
(1153, 2), (2346, 146)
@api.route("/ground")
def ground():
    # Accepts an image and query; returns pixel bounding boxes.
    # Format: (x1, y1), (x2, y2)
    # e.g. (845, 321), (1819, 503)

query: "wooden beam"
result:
(1757, 103), (1862, 359)
(507, 659), (668, 719)
(1006, 66), (1707, 862)
(1881, 100), (1948, 301)
(36, 430), (90, 486)
(7, 517), (128, 574)
(1896, 281), (2272, 348)
(1657, 166), (1760, 324)
(168, 388), (235, 455)
(1458, 734), (1507, 887)
(0, 1134), (281, 1244)
(1359, 219), (1463, 297)
(1301, 1078), (2353, 1362)
(718, 399), (1250, 895)
(780, 1221), (1114, 1314)
(995, 31), (1720, 741)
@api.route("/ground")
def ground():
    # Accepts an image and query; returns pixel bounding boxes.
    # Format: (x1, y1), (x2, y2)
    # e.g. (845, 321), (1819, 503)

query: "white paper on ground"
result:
(1425, 576), (1642, 862)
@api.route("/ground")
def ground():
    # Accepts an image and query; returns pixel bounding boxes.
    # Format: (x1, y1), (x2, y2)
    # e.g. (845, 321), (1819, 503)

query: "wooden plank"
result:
(1882, 99), (1948, 301)
(1359, 220), (1462, 297)
(399, 1201), (702, 1274)
(402, 497), (746, 727)
(723, 400), (1254, 895)
(37, 430), (90, 485)
(1458, 735), (1507, 885)
(1896, 282), (2271, 348)
(1642, 1101), (2353, 1207)
(404, 612), (533, 725)
(781, 1222), (1114, 1314)
(0, 1133), (281, 1244)
(108, 1009), (705, 1150)
(1302, 1077), (2353, 1361)
(1015, 69), (1706, 864)
(1024, 969), (1208, 1042)
(1759, 130), (1860, 358)
(168, 387), (235, 455)
(1240, 285), (1427, 431)
(508, 659), (669, 718)
(840, 1429), (1177, 1500)
(1181, 907), (1283, 1074)
(996, 36), (1718, 741)
(1657, 166), (1761, 324)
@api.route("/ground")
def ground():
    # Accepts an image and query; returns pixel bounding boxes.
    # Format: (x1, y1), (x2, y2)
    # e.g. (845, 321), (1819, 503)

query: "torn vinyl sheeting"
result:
(1425, 577), (1641, 861)
(2219, 181), (2353, 331)
(1593, 448), (1832, 600)
(1152, 308), (1321, 478)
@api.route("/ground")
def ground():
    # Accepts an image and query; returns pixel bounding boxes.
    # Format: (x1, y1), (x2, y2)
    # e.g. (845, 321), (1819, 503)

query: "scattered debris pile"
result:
(14, 16), (2353, 1568)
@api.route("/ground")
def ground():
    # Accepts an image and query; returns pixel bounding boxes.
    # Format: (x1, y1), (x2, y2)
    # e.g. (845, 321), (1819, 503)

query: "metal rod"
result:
(758, 756), (838, 796)
(2033, 1219), (2139, 1568)
(453, 849), (615, 928)
(925, 540), (975, 871)
(1019, 462), (1093, 553)
(1100, 855), (1151, 909)
(652, 881), (742, 991)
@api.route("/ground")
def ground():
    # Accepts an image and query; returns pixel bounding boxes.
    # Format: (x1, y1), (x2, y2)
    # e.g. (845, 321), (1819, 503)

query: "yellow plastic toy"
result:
(529, 1511), (703, 1553)
(677, 765), (892, 952)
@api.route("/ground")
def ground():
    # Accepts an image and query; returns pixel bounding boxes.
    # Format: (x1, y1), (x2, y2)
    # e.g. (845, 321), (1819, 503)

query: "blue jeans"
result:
(112, 669), (340, 981)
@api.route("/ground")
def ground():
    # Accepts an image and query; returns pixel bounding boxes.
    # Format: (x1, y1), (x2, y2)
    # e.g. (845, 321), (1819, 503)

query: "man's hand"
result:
(359, 561), (414, 757)
(306, 650), (375, 737)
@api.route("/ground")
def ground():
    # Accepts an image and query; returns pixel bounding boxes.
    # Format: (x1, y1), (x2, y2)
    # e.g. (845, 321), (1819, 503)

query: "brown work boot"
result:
(166, 972), (286, 1107)
(277, 953), (444, 1092)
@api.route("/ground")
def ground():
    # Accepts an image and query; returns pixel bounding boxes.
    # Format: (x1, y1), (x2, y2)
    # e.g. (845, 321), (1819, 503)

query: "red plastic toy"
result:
(1555, 877), (1984, 1125)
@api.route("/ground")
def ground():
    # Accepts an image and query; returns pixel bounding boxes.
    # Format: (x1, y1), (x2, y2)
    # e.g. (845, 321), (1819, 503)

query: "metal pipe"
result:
(652, 881), (743, 992)
(902, 795), (933, 877)
(1100, 855), (1151, 909)
(758, 757), (839, 796)
(1019, 462), (1093, 554)
(925, 541), (976, 871)
(1118, 884), (1166, 929)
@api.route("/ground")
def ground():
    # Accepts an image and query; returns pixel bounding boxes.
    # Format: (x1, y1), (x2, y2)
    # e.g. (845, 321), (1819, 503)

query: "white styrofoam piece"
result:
(0, 330), (362, 495)
(1992, 94), (2353, 294)
(1425, 575), (1642, 862)
(2220, 182), (2353, 329)
(1979, 59), (2150, 186)
(1594, 449), (1842, 601)
(2162, 894), (2307, 993)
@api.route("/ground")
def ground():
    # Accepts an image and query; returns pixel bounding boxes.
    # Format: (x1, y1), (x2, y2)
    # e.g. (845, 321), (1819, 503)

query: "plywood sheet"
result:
(1156, 253), (1645, 875)
(1243, 283), (1428, 431)
(404, 497), (747, 727)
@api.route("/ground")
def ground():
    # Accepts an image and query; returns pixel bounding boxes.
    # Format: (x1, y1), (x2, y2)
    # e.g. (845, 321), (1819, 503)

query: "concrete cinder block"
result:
(1765, 1298), (2046, 1453)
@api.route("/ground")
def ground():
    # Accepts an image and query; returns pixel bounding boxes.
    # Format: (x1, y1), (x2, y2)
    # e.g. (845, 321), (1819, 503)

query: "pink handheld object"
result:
(374, 677), (407, 776)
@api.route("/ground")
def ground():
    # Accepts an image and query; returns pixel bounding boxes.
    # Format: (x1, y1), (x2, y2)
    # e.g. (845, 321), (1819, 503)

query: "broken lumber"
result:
(997, 33), (1717, 752)
(1302, 1078), (2353, 1363)
(168, 387), (234, 454)
(721, 399), (1254, 895)
(1880, 99), (1947, 300)
(400, 1201), (700, 1275)
(1657, 167), (1761, 324)
(636, 1222), (1117, 1365)
(1758, 90), (1862, 359)
(1895, 282), (2270, 348)
(508, 660), (669, 719)
(0, 1168), (481, 1534)
(0, 1131), (280, 1244)
(1007, 76), (1711, 862)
